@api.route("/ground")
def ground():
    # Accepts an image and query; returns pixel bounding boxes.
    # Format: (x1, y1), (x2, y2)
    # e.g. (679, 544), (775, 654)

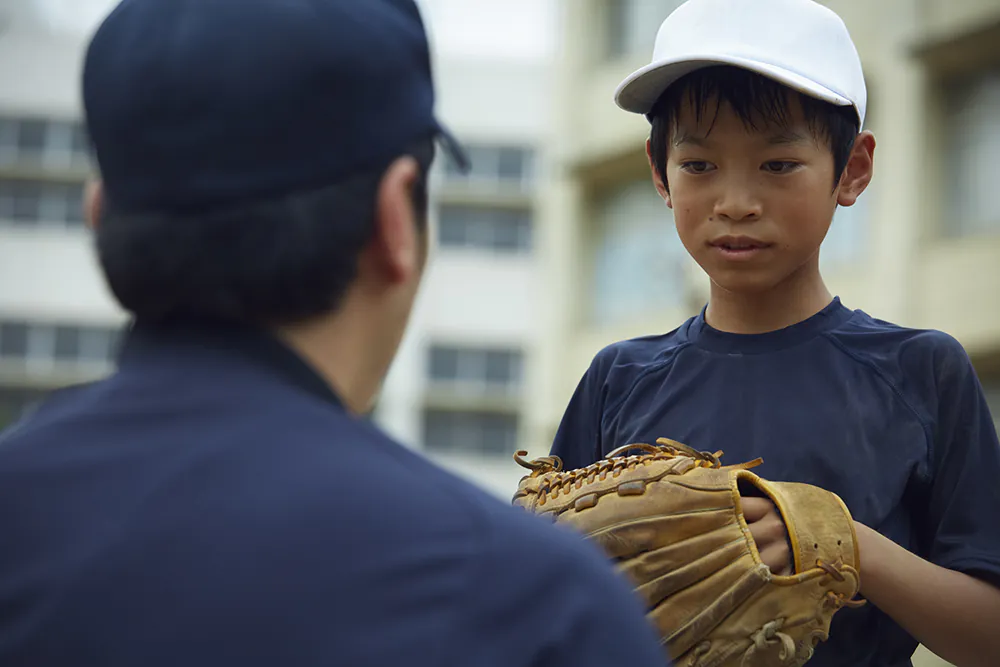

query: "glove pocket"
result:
(737, 473), (861, 577)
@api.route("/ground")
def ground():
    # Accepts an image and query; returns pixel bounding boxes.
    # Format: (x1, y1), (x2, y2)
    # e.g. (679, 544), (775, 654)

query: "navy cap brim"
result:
(435, 122), (470, 174)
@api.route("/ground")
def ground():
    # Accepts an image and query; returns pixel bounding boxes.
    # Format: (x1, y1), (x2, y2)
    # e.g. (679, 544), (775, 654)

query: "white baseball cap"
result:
(613, 0), (867, 129)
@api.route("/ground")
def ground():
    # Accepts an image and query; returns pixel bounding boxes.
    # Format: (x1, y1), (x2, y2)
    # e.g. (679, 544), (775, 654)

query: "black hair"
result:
(649, 66), (859, 192)
(94, 138), (434, 327)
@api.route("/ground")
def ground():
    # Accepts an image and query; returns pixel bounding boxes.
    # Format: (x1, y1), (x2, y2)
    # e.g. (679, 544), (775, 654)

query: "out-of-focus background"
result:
(0, 2), (997, 664)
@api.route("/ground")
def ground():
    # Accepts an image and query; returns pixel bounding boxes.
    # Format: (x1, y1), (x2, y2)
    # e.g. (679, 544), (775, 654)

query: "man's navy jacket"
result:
(0, 322), (667, 666)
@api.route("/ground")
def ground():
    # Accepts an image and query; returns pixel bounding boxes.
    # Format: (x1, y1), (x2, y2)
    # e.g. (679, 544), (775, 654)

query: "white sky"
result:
(28, 0), (558, 61)
(418, 0), (558, 61)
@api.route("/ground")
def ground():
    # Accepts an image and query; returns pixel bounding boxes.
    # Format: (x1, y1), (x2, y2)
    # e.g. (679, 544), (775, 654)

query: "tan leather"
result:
(513, 438), (864, 667)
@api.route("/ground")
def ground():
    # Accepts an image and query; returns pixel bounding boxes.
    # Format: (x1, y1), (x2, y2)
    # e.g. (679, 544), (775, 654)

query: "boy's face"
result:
(649, 94), (873, 295)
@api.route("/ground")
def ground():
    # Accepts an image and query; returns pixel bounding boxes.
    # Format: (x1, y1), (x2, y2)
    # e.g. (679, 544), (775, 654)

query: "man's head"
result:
(81, 0), (468, 412)
(614, 0), (875, 295)
(87, 140), (434, 328)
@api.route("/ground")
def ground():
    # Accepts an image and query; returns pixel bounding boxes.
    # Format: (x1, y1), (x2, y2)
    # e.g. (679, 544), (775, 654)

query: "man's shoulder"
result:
(450, 490), (667, 664)
(0, 380), (104, 444)
(0, 376), (642, 602)
(268, 417), (633, 589)
(261, 410), (601, 564)
(266, 424), (667, 663)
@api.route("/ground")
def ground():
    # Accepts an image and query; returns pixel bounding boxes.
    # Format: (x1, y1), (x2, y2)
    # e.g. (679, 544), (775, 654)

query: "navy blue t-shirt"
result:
(551, 297), (1000, 667)
(0, 324), (668, 667)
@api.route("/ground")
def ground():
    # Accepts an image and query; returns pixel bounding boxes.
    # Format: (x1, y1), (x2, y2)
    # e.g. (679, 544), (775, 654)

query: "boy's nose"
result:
(713, 183), (763, 222)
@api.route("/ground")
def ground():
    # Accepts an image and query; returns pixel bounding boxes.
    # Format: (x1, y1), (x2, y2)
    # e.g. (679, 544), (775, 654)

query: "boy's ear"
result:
(646, 138), (672, 208)
(836, 131), (876, 207)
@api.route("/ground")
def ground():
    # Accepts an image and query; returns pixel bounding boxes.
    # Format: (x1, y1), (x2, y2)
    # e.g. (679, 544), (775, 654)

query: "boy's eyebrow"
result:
(672, 131), (711, 147)
(672, 129), (809, 148)
(766, 129), (809, 145)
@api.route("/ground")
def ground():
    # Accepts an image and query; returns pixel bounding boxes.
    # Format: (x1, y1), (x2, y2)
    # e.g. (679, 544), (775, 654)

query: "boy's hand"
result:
(742, 497), (794, 575)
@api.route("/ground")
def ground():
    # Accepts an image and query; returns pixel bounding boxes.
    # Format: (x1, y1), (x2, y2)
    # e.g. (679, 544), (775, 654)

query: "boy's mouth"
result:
(709, 236), (773, 258)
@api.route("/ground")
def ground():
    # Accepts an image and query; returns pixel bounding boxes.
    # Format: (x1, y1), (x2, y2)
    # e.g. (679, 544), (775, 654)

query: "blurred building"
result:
(372, 56), (552, 498)
(532, 1), (1000, 665)
(0, 19), (123, 428)
(0, 5), (553, 500)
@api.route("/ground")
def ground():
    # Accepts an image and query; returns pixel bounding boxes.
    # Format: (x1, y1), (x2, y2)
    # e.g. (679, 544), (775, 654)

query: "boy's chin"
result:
(707, 271), (790, 296)
(702, 254), (821, 297)
(710, 275), (800, 299)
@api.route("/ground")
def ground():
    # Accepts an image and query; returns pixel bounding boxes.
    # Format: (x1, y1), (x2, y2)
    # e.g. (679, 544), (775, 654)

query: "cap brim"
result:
(434, 121), (471, 174)
(614, 54), (854, 119)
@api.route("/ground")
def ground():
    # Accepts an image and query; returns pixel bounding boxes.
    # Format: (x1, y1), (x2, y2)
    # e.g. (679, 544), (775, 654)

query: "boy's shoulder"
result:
(587, 318), (698, 374)
(583, 304), (977, 397)
(825, 307), (976, 385)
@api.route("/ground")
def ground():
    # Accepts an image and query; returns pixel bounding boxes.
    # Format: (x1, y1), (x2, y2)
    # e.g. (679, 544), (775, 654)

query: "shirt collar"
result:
(117, 319), (345, 410)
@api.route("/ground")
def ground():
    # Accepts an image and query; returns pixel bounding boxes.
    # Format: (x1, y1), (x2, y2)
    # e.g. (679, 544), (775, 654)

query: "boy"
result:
(551, 0), (1000, 665)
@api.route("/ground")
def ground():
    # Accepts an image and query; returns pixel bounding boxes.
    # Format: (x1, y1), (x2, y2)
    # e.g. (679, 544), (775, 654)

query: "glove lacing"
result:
(514, 438), (762, 505)
(736, 561), (865, 667)
(816, 559), (867, 609)
(741, 619), (798, 667)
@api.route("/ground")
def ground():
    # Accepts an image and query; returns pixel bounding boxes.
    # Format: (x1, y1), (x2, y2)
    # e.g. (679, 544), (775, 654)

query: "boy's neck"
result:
(704, 270), (834, 335)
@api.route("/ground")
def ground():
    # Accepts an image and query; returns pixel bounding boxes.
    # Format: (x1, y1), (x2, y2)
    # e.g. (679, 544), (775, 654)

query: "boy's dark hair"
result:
(94, 139), (435, 327)
(648, 66), (860, 192)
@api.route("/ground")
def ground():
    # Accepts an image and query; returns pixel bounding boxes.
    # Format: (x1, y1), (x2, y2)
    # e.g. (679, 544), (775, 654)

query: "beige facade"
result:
(526, 2), (1000, 665)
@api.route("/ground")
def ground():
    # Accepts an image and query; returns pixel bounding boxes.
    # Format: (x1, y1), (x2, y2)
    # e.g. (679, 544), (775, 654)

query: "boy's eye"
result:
(762, 161), (800, 174)
(680, 161), (713, 174)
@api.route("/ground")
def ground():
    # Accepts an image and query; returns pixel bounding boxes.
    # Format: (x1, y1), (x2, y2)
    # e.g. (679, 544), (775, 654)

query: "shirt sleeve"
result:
(549, 354), (608, 471)
(920, 334), (1000, 588)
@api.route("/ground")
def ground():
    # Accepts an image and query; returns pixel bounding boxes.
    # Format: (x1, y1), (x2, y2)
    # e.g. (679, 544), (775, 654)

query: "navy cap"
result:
(82, 0), (469, 214)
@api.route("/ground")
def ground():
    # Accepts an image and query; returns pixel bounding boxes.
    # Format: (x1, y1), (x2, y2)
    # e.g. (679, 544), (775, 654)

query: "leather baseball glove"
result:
(512, 438), (865, 667)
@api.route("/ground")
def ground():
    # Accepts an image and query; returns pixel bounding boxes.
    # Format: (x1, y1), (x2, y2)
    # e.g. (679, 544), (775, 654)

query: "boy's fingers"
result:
(741, 496), (772, 522)
(757, 540), (793, 576)
(748, 512), (785, 545)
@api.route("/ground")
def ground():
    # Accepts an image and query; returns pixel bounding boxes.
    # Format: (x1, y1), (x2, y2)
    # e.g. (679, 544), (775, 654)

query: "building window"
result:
(78, 328), (120, 362)
(0, 179), (86, 228)
(17, 120), (47, 154)
(0, 322), (29, 358)
(422, 408), (520, 456)
(0, 321), (121, 366)
(423, 344), (525, 456)
(942, 65), (1000, 237)
(603, 0), (685, 61)
(427, 345), (523, 394)
(437, 205), (532, 253)
(442, 144), (534, 189)
(53, 326), (81, 361)
(0, 116), (90, 168)
(589, 179), (687, 326)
